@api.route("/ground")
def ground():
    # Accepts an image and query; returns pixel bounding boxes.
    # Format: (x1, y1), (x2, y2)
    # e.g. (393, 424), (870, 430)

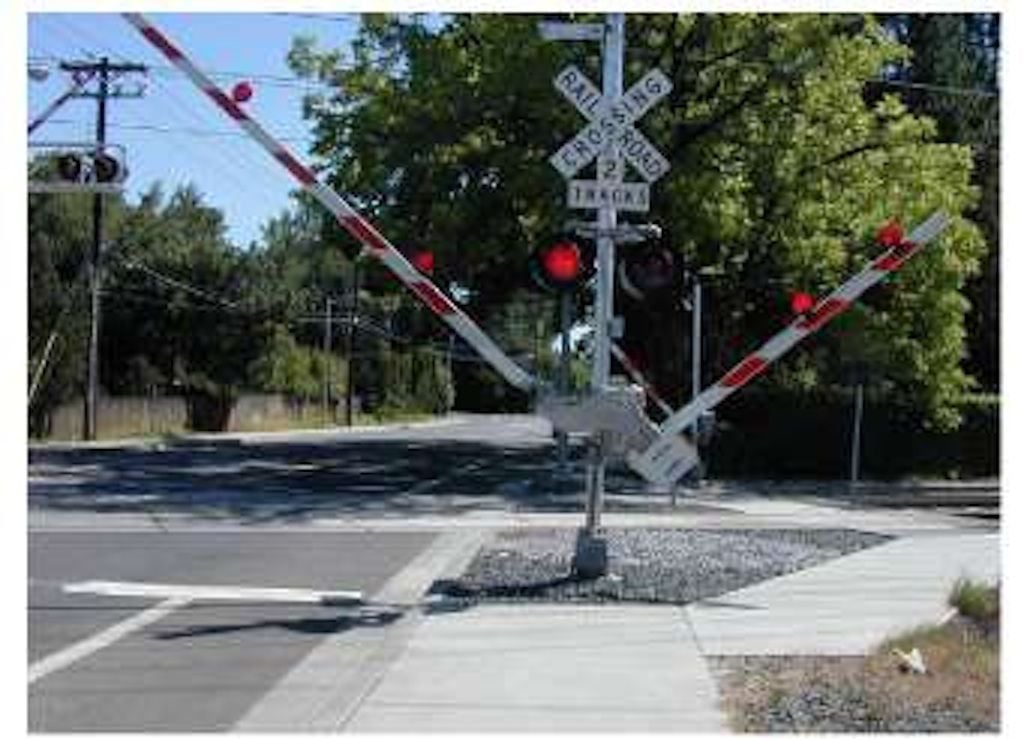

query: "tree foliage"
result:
(287, 13), (989, 429)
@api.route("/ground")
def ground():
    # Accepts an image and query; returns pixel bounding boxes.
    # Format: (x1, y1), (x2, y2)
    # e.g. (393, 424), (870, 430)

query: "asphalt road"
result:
(28, 414), (606, 523)
(27, 414), (564, 732)
(29, 529), (436, 731)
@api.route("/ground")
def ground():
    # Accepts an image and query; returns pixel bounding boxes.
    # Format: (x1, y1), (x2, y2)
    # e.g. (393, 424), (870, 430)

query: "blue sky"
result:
(28, 12), (362, 247)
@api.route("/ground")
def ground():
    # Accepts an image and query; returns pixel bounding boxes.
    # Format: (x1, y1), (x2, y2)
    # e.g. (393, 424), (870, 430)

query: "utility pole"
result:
(323, 296), (333, 425)
(60, 57), (146, 440)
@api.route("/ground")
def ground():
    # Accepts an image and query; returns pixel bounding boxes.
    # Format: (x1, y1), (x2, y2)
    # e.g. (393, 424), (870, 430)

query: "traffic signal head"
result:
(619, 245), (679, 301)
(53, 150), (123, 184)
(529, 239), (593, 293)
(543, 241), (582, 283)
(56, 153), (83, 182)
(92, 153), (121, 183)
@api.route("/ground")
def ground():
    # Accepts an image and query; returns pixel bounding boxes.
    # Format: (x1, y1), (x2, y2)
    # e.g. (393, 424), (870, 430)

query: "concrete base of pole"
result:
(572, 529), (608, 580)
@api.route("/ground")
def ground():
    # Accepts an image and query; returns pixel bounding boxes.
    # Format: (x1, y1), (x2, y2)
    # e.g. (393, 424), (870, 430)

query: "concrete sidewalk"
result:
(344, 604), (727, 733)
(337, 525), (999, 732)
(686, 530), (1000, 655)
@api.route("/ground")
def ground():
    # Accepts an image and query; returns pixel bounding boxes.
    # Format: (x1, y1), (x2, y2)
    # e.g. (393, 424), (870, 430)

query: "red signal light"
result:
(790, 291), (814, 315)
(411, 250), (435, 275)
(876, 221), (904, 248)
(542, 241), (582, 283)
(231, 81), (253, 103)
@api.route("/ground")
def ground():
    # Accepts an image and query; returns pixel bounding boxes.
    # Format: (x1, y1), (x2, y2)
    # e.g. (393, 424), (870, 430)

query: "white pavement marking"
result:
(28, 597), (189, 685)
(233, 529), (490, 732)
(63, 580), (363, 606)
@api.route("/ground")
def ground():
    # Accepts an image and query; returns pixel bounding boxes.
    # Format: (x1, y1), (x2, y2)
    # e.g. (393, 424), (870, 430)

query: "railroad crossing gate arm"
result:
(627, 211), (951, 487)
(122, 13), (535, 394)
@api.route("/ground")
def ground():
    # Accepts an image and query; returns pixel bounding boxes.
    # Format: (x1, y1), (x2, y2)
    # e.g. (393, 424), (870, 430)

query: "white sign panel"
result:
(551, 122), (670, 182)
(550, 66), (672, 183)
(555, 66), (671, 123)
(567, 180), (651, 212)
(538, 22), (604, 42)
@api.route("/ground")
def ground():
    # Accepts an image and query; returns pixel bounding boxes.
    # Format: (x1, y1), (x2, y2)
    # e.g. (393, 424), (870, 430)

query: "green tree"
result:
(28, 188), (100, 433)
(101, 183), (265, 399)
(289, 13), (986, 429)
(879, 14), (999, 391)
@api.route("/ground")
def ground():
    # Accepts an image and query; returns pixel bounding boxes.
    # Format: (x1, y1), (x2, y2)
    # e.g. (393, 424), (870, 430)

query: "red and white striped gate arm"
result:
(657, 211), (950, 439)
(609, 342), (673, 418)
(122, 13), (535, 392)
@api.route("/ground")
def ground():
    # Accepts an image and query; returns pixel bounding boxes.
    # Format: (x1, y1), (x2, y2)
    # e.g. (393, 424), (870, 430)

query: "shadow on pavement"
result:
(154, 606), (403, 640)
(29, 437), (661, 524)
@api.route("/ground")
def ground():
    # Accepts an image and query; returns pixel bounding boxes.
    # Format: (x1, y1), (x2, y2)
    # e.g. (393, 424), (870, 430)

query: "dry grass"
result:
(714, 581), (1000, 732)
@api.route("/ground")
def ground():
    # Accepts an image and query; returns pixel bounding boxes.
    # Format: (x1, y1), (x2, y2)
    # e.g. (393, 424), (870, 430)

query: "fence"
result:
(38, 393), (351, 441)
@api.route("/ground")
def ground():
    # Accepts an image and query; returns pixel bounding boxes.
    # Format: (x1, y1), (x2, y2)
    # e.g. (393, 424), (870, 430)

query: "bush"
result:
(706, 389), (998, 479)
(949, 579), (1000, 627)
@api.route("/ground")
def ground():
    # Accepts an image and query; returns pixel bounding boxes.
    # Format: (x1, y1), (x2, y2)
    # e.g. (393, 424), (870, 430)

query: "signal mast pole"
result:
(584, 12), (625, 538)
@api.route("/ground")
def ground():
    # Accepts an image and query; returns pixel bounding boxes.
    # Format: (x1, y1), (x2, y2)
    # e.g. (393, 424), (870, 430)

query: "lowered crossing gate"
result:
(625, 212), (952, 487)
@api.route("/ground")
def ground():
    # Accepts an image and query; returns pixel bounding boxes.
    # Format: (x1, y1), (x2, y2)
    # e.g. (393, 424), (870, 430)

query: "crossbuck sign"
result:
(550, 64), (672, 212)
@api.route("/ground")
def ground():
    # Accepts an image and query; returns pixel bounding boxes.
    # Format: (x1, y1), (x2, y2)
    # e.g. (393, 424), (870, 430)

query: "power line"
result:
(41, 117), (314, 145)
(103, 253), (499, 363)
(31, 54), (345, 91)
(268, 12), (360, 24)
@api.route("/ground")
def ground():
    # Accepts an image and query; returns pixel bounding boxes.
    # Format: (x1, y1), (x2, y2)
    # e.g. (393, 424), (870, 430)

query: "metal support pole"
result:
(850, 382), (864, 484)
(691, 278), (702, 429)
(345, 263), (359, 426)
(323, 296), (332, 425)
(557, 292), (571, 475)
(583, 12), (624, 540)
(575, 12), (624, 580)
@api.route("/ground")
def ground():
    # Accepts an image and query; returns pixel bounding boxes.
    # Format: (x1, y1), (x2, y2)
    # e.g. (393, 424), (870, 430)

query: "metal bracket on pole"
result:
(564, 220), (662, 244)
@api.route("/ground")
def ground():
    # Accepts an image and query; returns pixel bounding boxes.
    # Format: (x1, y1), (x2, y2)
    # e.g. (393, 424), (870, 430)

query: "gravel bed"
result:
(430, 527), (891, 605)
(709, 655), (998, 732)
